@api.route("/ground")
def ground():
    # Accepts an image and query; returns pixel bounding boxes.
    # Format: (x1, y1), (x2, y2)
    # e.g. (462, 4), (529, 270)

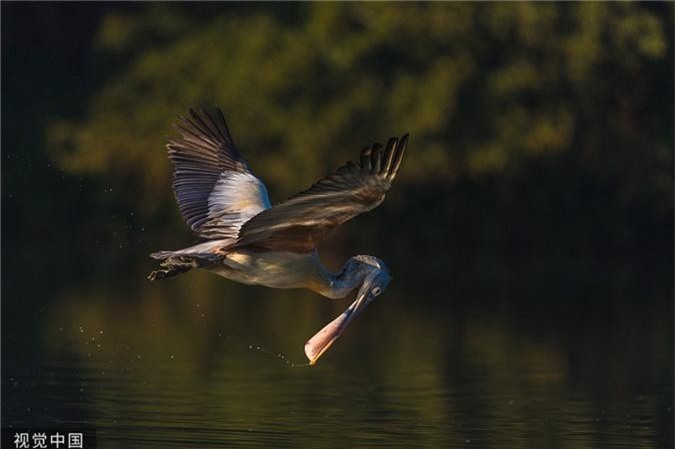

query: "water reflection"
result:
(3, 257), (672, 448)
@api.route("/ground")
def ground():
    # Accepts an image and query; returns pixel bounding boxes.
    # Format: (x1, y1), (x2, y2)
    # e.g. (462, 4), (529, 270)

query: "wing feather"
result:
(235, 135), (408, 252)
(167, 108), (271, 240)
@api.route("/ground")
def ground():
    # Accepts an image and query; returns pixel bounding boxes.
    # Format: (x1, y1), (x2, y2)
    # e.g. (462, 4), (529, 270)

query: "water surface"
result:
(3, 253), (673, 448)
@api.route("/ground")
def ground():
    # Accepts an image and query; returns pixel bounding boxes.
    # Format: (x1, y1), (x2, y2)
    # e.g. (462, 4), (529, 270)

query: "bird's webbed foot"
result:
(147, 270), (169, 281)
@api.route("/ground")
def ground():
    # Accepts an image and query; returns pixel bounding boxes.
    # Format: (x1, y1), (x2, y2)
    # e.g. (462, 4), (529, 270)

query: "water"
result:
(3, 252), (672, 448)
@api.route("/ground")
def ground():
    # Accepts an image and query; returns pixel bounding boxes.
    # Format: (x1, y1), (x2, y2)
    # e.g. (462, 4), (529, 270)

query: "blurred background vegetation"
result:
(3, 2), (673, 279)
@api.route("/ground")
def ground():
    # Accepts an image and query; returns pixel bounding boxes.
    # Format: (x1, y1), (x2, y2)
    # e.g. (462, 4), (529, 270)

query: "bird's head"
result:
(305, 255), (391, 365)
(350, 254), (392, 299)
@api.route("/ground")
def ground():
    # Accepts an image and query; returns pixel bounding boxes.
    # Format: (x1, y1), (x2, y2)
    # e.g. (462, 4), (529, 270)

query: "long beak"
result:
(304, 282), (372, 365)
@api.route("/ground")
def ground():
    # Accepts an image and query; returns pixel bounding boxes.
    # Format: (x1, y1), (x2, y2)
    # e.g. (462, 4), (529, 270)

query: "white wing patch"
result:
(209, 171), (271, 213)
(198, 172), (271, 239)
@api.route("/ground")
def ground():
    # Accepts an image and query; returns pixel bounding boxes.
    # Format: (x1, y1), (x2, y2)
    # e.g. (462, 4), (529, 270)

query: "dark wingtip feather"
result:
(216, 108), (235, 146)
(360, 147), (372, 173)
(370, 143), (383, 174)
(203, 108), (227, 142)
(382, 137), (398, 173)
(188, 108), (219, 140)
(389, 134), (408, 180)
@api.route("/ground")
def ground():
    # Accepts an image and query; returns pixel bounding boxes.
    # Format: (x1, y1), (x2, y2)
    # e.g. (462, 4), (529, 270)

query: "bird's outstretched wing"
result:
(235, 135), (408, 253)
(167, 108), (271, 240)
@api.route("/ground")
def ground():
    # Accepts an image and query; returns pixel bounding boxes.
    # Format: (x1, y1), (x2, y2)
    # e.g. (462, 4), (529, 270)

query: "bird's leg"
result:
(147, 265), (191, 281)
(148, 255), (207, 281)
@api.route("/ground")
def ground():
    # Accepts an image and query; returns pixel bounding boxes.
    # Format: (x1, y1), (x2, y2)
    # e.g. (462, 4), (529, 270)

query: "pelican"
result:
(148, 108), (408, 365)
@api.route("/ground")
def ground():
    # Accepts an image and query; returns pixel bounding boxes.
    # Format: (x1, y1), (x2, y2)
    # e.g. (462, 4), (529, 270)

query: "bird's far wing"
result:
(168, 108), (271, 240)
(235, 135), (408, 253)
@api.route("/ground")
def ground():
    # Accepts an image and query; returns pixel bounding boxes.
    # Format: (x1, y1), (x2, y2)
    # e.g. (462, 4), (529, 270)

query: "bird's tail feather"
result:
(150, 251), (175, 261)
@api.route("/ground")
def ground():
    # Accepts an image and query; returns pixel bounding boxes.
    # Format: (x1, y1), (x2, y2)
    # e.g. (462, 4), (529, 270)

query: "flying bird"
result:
(148, 108), (408, 365)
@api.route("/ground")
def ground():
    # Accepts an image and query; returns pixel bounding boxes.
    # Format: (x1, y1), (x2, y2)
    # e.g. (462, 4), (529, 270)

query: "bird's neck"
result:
(317, 258), (367, 299)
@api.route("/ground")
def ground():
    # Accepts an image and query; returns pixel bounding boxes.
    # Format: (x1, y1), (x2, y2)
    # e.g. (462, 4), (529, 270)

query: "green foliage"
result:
(45, 3), (673, 221)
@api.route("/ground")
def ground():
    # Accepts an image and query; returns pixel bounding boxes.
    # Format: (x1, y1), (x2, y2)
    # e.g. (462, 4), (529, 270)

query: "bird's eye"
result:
(371, 287), (382, 296)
